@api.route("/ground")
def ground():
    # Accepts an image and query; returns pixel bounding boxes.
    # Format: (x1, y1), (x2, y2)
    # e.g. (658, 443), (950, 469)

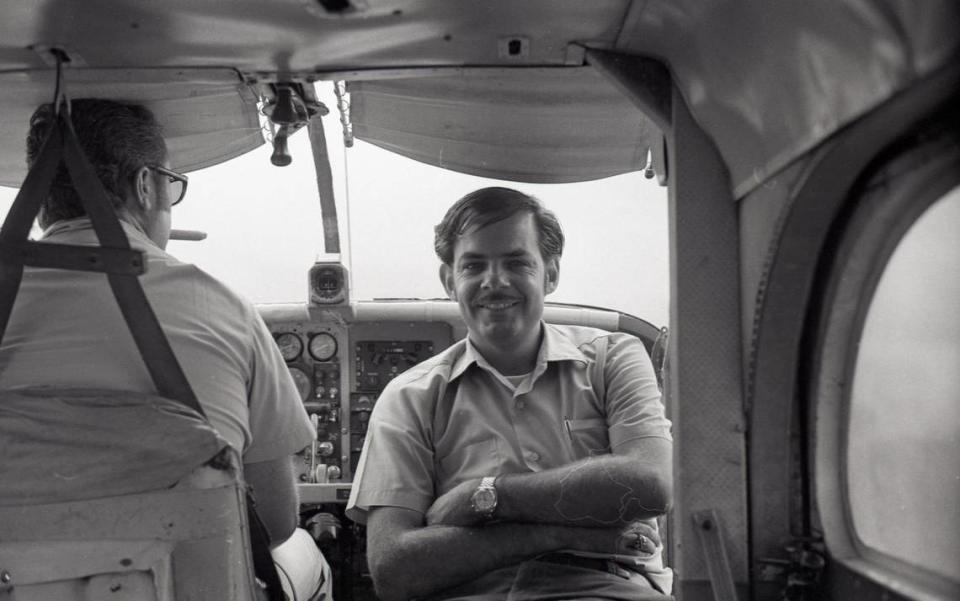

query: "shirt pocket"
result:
(565, 417), (610, 457)
(437, 437), (500, 491)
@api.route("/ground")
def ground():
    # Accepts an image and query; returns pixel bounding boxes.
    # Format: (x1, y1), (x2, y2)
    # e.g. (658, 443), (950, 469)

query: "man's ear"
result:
(131, 166), (153, 211)
(439, 263), (457, 301)
(545, 257), (560, 295)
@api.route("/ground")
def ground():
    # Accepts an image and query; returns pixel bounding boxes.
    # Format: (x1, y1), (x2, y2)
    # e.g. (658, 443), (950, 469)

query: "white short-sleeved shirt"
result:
(347, 323), (672, 522)
(0, 218), (314, 463)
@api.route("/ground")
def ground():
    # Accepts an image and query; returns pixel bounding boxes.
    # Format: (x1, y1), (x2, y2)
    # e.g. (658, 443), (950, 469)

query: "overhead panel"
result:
(0, 68), (263, 188)
(348, 67), (657, 184)
(1, 1), (955, 195)
(615, 0), (960, 199)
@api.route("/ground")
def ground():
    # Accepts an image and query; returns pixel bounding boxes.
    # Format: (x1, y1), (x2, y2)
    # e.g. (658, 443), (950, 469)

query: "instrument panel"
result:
(349, 322), (450, 476)
(269, 317), (452, 502)
(270, 323), (350, 492)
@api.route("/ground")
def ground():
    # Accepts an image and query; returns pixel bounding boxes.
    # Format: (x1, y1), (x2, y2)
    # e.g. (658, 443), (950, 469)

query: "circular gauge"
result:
(309, 332), (338, 361)
(288, 367), (311, 401)
(275, 333), (302, 362)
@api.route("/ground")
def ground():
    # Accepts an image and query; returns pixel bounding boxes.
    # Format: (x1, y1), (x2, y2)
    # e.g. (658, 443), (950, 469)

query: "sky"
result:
(0, 85), (669, 326)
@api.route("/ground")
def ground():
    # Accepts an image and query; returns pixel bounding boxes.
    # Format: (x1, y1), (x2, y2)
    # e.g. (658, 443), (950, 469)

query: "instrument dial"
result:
(288, 367), (311, 401)
(309, 332), (338, 361)
(276, 333), (302, 362)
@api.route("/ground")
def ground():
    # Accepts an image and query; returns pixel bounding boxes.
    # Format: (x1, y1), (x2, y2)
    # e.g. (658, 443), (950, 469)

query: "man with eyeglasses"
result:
(0, 98), (329, 600)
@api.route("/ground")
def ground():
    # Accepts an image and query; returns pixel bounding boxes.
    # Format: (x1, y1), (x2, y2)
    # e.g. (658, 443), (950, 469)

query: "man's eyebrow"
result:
(458, 249), (532, 261)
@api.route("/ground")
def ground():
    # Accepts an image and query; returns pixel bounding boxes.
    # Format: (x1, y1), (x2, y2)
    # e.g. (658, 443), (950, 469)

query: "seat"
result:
(0, 75), (282, 601)
(0, 388), (261, 601)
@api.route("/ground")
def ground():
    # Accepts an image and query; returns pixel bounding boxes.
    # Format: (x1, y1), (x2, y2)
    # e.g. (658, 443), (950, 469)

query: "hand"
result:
(617, 521), (661, 555)
(425, 479), (483, 527)
(571, 521), (661, 556)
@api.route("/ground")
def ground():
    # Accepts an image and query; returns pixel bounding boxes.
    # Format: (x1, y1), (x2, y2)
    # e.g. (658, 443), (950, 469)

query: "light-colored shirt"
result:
(347, 323), (672, 521)
(347, 323), (674, 598)
(0, 218), (313, 463)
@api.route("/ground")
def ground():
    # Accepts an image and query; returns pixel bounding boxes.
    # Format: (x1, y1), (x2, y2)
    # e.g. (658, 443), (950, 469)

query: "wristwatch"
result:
(470, 476), (498, 520)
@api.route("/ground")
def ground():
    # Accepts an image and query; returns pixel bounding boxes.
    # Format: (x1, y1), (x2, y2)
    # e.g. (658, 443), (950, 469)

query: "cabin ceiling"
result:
(0, 0), (957, 194)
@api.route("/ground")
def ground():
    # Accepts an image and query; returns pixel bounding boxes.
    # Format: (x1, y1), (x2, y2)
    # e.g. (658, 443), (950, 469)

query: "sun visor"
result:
(348, 68), (657, 184)
(0, 69), (264, 188)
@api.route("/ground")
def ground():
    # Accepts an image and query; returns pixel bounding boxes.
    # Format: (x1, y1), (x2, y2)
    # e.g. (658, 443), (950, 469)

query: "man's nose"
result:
(480, 264), (509, 289)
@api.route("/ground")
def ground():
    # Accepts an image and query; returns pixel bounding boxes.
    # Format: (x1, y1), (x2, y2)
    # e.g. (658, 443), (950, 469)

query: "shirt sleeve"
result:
(241, 309), (315, 464)
(603, 333), (673, 449)
(346, 373), (439, 524)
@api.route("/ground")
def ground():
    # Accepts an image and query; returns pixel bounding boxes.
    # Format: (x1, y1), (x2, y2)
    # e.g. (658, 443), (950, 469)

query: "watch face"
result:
(473, 488), (497, 513)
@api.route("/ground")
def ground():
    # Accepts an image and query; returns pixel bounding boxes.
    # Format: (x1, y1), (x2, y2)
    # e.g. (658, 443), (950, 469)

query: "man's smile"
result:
(476, 298), (521, 311)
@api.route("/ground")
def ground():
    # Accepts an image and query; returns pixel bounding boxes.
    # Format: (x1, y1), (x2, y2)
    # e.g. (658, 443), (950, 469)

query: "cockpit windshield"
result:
(0, 83), (668, 324)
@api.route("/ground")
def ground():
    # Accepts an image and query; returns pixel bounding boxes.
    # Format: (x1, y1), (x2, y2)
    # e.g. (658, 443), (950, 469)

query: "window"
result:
(845, 184), (960, 582)
(0, 82), (669, 324)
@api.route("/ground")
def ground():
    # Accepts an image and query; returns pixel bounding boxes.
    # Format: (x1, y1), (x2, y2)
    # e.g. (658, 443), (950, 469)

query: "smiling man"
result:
(347, 187), (674, 600)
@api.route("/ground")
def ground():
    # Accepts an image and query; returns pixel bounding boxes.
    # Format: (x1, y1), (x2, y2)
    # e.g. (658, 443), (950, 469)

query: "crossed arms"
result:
(366, 436), (672, 601)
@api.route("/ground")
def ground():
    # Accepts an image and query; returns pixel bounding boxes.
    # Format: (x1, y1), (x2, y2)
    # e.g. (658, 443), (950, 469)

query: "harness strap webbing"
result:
(0, 112), (204, 417)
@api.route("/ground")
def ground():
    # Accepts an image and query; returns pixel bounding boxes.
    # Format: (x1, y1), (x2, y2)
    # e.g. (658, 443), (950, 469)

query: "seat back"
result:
(0, 388), (260, 601)
(0, 85), (278, 600)
(0, 463), (258, 601)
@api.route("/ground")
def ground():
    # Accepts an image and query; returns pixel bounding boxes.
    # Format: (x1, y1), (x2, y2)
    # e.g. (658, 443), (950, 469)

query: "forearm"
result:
(244, 457), (299, 547)
(496, 453), (670, 526)
(371, 522), (591, 601)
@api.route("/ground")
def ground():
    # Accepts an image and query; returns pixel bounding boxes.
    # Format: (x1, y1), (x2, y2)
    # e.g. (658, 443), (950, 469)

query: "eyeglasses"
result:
(148, 165), (188, 206)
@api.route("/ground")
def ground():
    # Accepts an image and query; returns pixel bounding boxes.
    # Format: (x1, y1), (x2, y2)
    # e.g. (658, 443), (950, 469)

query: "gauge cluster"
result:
(271, 325), (349, 495)
(349, 338), (438, 474)
(269, 317), (452, 503)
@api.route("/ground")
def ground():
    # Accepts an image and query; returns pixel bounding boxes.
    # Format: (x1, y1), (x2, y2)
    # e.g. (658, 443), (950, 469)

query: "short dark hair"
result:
(434, 187), (564, 265)
(26, 98), (166, 229)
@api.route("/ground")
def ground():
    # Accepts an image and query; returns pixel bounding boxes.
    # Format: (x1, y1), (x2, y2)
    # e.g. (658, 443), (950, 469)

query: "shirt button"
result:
(527, 451), (540, 462)
(516, 399), (526, 410)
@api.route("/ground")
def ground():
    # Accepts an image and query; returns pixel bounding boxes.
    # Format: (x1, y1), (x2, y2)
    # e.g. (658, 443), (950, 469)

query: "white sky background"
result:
(0, 85), (669, 326)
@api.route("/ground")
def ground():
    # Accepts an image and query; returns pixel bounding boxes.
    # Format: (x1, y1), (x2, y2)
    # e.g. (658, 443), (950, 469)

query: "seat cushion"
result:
(0, 387), (230, 506)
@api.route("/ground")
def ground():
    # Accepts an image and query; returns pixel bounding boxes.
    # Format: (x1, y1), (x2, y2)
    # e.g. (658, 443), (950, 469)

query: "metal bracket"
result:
(650, 325), (668, 390)
(307, 114), (341, 255)
(757, 537), (826, 601)
(693, 509), (738, 601)
(584, 47), (672, 135)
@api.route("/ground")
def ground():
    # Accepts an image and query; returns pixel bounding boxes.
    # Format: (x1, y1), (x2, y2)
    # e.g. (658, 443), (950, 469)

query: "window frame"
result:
(810, 122), (960, 601)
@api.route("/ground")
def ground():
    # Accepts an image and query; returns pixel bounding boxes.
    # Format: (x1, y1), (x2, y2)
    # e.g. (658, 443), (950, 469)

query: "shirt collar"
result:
(449, 322), (589, 383)
(41, 216), (158, 251)
(449, 338), (483, 382)
(538, 322), (590, 365)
